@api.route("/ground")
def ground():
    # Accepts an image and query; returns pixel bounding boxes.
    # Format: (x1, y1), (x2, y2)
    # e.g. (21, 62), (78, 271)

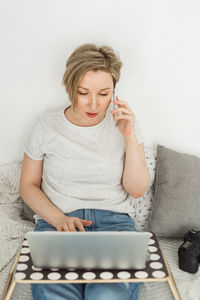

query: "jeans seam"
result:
(93, 210), (97, 229)
(41, 284), (45, 300)
(129, 282), (141, 299)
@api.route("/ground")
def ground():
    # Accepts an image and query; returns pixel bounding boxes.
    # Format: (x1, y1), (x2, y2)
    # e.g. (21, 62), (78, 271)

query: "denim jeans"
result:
(31, 209), (141, 300)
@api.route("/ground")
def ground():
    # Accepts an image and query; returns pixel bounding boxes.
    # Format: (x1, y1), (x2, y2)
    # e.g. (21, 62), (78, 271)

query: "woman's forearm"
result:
(122, 136), (150, 198)
(20, 184), (65, 227)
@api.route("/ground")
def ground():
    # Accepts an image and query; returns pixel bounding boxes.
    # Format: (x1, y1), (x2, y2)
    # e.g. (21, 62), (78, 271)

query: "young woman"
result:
(20, 43), (150, 300)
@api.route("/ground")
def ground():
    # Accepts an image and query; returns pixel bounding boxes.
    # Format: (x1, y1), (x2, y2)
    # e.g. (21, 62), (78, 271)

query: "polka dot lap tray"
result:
(3, 232), (181, 300)
(14, 232), (169, 283)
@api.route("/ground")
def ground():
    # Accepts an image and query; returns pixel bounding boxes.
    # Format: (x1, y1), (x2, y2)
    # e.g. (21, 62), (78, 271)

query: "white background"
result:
(0, 0), (199, 165)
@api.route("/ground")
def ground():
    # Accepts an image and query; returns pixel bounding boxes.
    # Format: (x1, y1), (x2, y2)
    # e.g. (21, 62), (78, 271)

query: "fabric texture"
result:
(20, 198), (35, 222)
(148, 144), (200, 238)
(23, 102), (145, 222)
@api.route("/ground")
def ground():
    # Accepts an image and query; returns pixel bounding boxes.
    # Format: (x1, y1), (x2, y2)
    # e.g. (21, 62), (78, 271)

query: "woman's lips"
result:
(86, 113), (98, 118)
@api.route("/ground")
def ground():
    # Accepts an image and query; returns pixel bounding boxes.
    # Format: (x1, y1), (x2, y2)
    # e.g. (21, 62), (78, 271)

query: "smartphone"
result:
(112, 90), (118, 119)
(112, 90), (122, 126)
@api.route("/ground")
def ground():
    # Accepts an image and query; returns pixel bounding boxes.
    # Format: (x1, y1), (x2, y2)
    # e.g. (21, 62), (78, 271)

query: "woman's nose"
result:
(89, 98), (98, 110)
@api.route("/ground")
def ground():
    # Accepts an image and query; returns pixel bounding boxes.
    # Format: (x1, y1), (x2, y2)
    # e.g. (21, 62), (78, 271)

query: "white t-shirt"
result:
(23, 101), (144, 221)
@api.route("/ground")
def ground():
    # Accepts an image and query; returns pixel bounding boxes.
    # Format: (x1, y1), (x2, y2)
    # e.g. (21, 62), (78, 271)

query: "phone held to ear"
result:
(112, 90), (118, 119)
(112, 90), (122, 126)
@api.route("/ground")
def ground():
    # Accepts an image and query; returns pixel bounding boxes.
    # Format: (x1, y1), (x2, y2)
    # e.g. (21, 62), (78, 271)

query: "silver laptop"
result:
(26, 231), (151, 270)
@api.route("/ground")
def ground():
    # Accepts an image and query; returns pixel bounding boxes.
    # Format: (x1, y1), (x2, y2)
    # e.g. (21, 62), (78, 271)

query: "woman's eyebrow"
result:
(78, 87), (110, 91)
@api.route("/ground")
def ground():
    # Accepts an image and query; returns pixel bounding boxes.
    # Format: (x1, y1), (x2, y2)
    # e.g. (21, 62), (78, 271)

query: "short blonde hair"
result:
(62, 43), (123, 110)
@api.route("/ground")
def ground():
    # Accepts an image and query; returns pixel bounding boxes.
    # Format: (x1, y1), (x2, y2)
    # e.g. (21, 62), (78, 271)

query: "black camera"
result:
(178, 229), (200, 273)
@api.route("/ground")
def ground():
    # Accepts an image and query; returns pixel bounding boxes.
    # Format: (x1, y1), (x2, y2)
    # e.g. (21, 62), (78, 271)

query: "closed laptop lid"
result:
(26, 231), (151, 270)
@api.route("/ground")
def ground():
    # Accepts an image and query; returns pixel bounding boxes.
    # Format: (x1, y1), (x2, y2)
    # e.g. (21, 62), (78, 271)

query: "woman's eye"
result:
(79, 92), (108, 96)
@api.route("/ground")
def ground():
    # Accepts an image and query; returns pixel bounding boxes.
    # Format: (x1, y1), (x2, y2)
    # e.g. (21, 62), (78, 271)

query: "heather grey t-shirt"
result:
(24, 101), (144, 222)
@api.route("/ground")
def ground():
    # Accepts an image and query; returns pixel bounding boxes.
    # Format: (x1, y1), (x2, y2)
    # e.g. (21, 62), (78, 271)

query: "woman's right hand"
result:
(55, 215), (92, 232)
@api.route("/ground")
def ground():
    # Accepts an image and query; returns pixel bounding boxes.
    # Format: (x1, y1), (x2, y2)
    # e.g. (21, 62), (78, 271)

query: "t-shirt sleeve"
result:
(23, 116), (46, 160)
(134, 116), (144, 144)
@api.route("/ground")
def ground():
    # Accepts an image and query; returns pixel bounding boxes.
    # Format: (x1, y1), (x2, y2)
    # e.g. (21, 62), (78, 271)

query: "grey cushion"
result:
(148, 144), (200, 238)
(20, 198), (35, 223)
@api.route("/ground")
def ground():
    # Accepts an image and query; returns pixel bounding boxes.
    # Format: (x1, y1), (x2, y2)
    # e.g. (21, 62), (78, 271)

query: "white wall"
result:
(0, 0), (199, 165)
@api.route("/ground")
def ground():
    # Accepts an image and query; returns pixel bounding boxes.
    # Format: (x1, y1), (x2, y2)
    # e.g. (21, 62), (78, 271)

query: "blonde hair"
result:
(62, 43), (123, 111)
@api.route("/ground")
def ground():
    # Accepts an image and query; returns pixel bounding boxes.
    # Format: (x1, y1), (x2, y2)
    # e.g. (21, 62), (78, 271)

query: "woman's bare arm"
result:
(19, 154), (66, 228)
(19, 154), (92, 231)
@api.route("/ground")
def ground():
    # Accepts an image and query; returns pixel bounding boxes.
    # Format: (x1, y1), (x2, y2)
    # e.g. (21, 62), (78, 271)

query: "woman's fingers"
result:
(112, 107), (132, 116)
(56, 217), (92, 232)
(57, 225), (65, 232)
(74, 219), (85, 232)
(68, 221), (76, 232)
(82, 220), (92, 225)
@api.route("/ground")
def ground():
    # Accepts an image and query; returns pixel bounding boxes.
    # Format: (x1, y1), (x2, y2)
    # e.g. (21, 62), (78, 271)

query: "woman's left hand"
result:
(111, 96), (136, 141)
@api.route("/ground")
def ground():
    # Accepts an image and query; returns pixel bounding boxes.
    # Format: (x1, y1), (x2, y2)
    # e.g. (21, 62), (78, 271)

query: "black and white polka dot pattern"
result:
(14, 232), (168, 282)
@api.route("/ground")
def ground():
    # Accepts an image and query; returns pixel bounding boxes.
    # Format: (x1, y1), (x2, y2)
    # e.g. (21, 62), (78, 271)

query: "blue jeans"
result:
(31, 209), (141, 300)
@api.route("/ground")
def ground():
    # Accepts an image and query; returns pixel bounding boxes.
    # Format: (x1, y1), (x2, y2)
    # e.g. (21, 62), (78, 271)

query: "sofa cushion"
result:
(148, 144), (200, 238)
(20, 198), (35, 223)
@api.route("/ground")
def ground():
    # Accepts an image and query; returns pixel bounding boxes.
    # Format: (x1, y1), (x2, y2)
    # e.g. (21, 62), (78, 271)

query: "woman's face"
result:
(74, 70), (114, 125)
